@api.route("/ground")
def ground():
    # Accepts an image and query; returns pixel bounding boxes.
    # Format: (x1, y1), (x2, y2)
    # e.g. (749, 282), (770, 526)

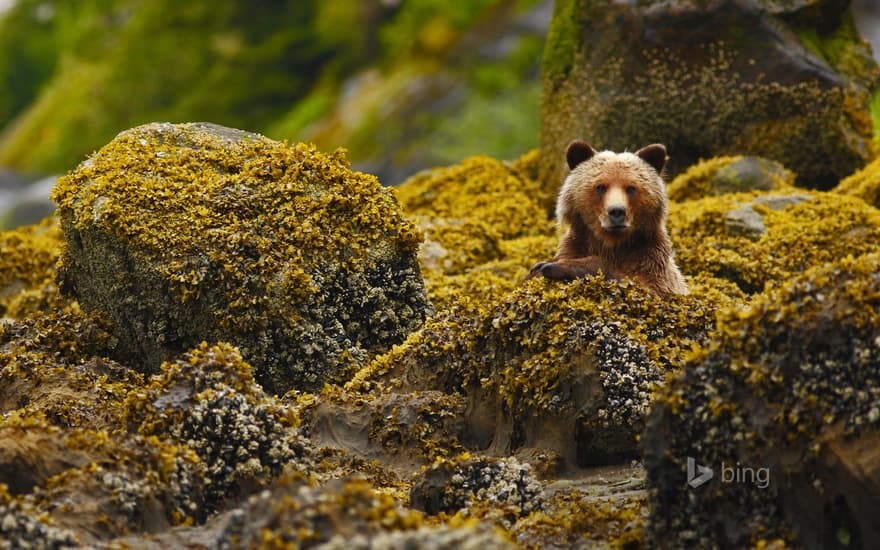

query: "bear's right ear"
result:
(566, 140), (597, 170)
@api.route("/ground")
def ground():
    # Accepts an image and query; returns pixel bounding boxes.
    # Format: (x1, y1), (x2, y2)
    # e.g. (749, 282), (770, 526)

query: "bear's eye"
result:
(626, 186), (637, 196)
(595, 184), (607, 194)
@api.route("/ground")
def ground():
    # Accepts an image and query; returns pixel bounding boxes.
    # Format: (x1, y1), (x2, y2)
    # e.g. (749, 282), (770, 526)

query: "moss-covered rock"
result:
(642, 252), (880, 549)
(52, 122), (430, 393)
(666, 156), (797, 202)
(351, 276), (717, 468)
(669, 190), (880, 294)
(540, 0), (879, 202)
(0, 412), (204, 544)
(836, 154), (880, 208)
(124, 342), (301, 512)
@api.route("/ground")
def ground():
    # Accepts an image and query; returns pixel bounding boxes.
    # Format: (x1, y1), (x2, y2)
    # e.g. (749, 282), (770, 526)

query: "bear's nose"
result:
(607, 206), (627, 225)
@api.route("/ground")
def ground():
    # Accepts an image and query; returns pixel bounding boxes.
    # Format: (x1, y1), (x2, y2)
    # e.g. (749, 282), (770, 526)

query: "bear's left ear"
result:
(636, 144), (667, 174)
(566, 140), (597, 170)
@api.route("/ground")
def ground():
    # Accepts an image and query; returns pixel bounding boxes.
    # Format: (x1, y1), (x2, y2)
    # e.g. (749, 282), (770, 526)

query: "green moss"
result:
(53, 122), (429, 393)
(541, 0), (581, 87)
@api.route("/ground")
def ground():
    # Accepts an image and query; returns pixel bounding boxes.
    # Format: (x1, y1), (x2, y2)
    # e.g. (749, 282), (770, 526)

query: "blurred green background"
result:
(0, 0), (550, 185)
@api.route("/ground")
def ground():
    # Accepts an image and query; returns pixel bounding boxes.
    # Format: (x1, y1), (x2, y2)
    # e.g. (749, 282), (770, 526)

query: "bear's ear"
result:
(636, 144), (667, 174)
(566, 140), (597, 170)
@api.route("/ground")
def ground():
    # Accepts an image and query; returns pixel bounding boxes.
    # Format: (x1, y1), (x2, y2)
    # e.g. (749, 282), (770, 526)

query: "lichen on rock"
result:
(51, 122), (431, 393)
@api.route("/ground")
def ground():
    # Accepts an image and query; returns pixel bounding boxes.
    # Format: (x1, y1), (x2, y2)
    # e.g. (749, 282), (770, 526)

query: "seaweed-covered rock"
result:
(215, 477), (425, 549)
(0, 217), (70, 320)
(0, 311), (137, 431)
(395, 151), (558, 311)
(52, 122), (430, 393)
(670, 190), (880, 293)
(643, 252), (880, 549)
(0, 413), (204, 544)
(124, 342), (300, 511)
(304, 387), (468, 470)
(666, 156), (797, 202)
(836, 154), (880, 208)
(540, 0), (879, 198)
(315, 524), (516, 550)
(351, 277), (717, 469)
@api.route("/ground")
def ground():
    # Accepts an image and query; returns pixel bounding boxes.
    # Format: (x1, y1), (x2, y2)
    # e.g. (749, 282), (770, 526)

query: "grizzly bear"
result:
(527, 141), (688, 295)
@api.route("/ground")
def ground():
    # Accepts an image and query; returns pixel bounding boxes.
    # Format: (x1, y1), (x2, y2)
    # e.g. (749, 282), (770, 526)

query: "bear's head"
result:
(557, 141), (668, 247)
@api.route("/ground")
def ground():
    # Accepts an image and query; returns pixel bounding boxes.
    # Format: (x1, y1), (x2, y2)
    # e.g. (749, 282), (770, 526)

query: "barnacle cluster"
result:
(51, 122), (431, 393)
(412, 455), (543, 519)
(643, 252), (880, 548)
(0, 484), (78, 550)
(124, 342), (300, 511)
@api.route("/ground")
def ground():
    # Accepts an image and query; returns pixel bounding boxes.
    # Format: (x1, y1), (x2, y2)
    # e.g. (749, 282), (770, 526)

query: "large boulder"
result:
(540, 0), (879, 202)
(642, 252), (880, 549)
(52, 122), (431, 393)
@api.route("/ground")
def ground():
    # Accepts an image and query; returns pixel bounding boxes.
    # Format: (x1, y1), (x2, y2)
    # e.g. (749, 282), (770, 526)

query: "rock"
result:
(214, 477), (427, 548)
(724, 194), (813, 237)
(52, 122), (431, 393)
(411, 455), (543, 518)
(670, 190), (880, 293)
(123, 342), (302, 512)
(836, 155), (880, 209)
(349, 276), (716, 470)
(540, 0), (879, 201)
(667, 156), (797, 202)
(724, 204), (767, 237)
(642, 252), (880, 549)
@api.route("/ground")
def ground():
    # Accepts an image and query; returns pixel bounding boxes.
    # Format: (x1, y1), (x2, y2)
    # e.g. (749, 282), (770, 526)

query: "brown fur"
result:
(526, 141), (688, 295)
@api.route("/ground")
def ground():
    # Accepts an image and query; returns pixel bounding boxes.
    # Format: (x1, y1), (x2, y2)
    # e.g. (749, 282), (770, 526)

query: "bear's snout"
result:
(607, 205), (627, 226)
